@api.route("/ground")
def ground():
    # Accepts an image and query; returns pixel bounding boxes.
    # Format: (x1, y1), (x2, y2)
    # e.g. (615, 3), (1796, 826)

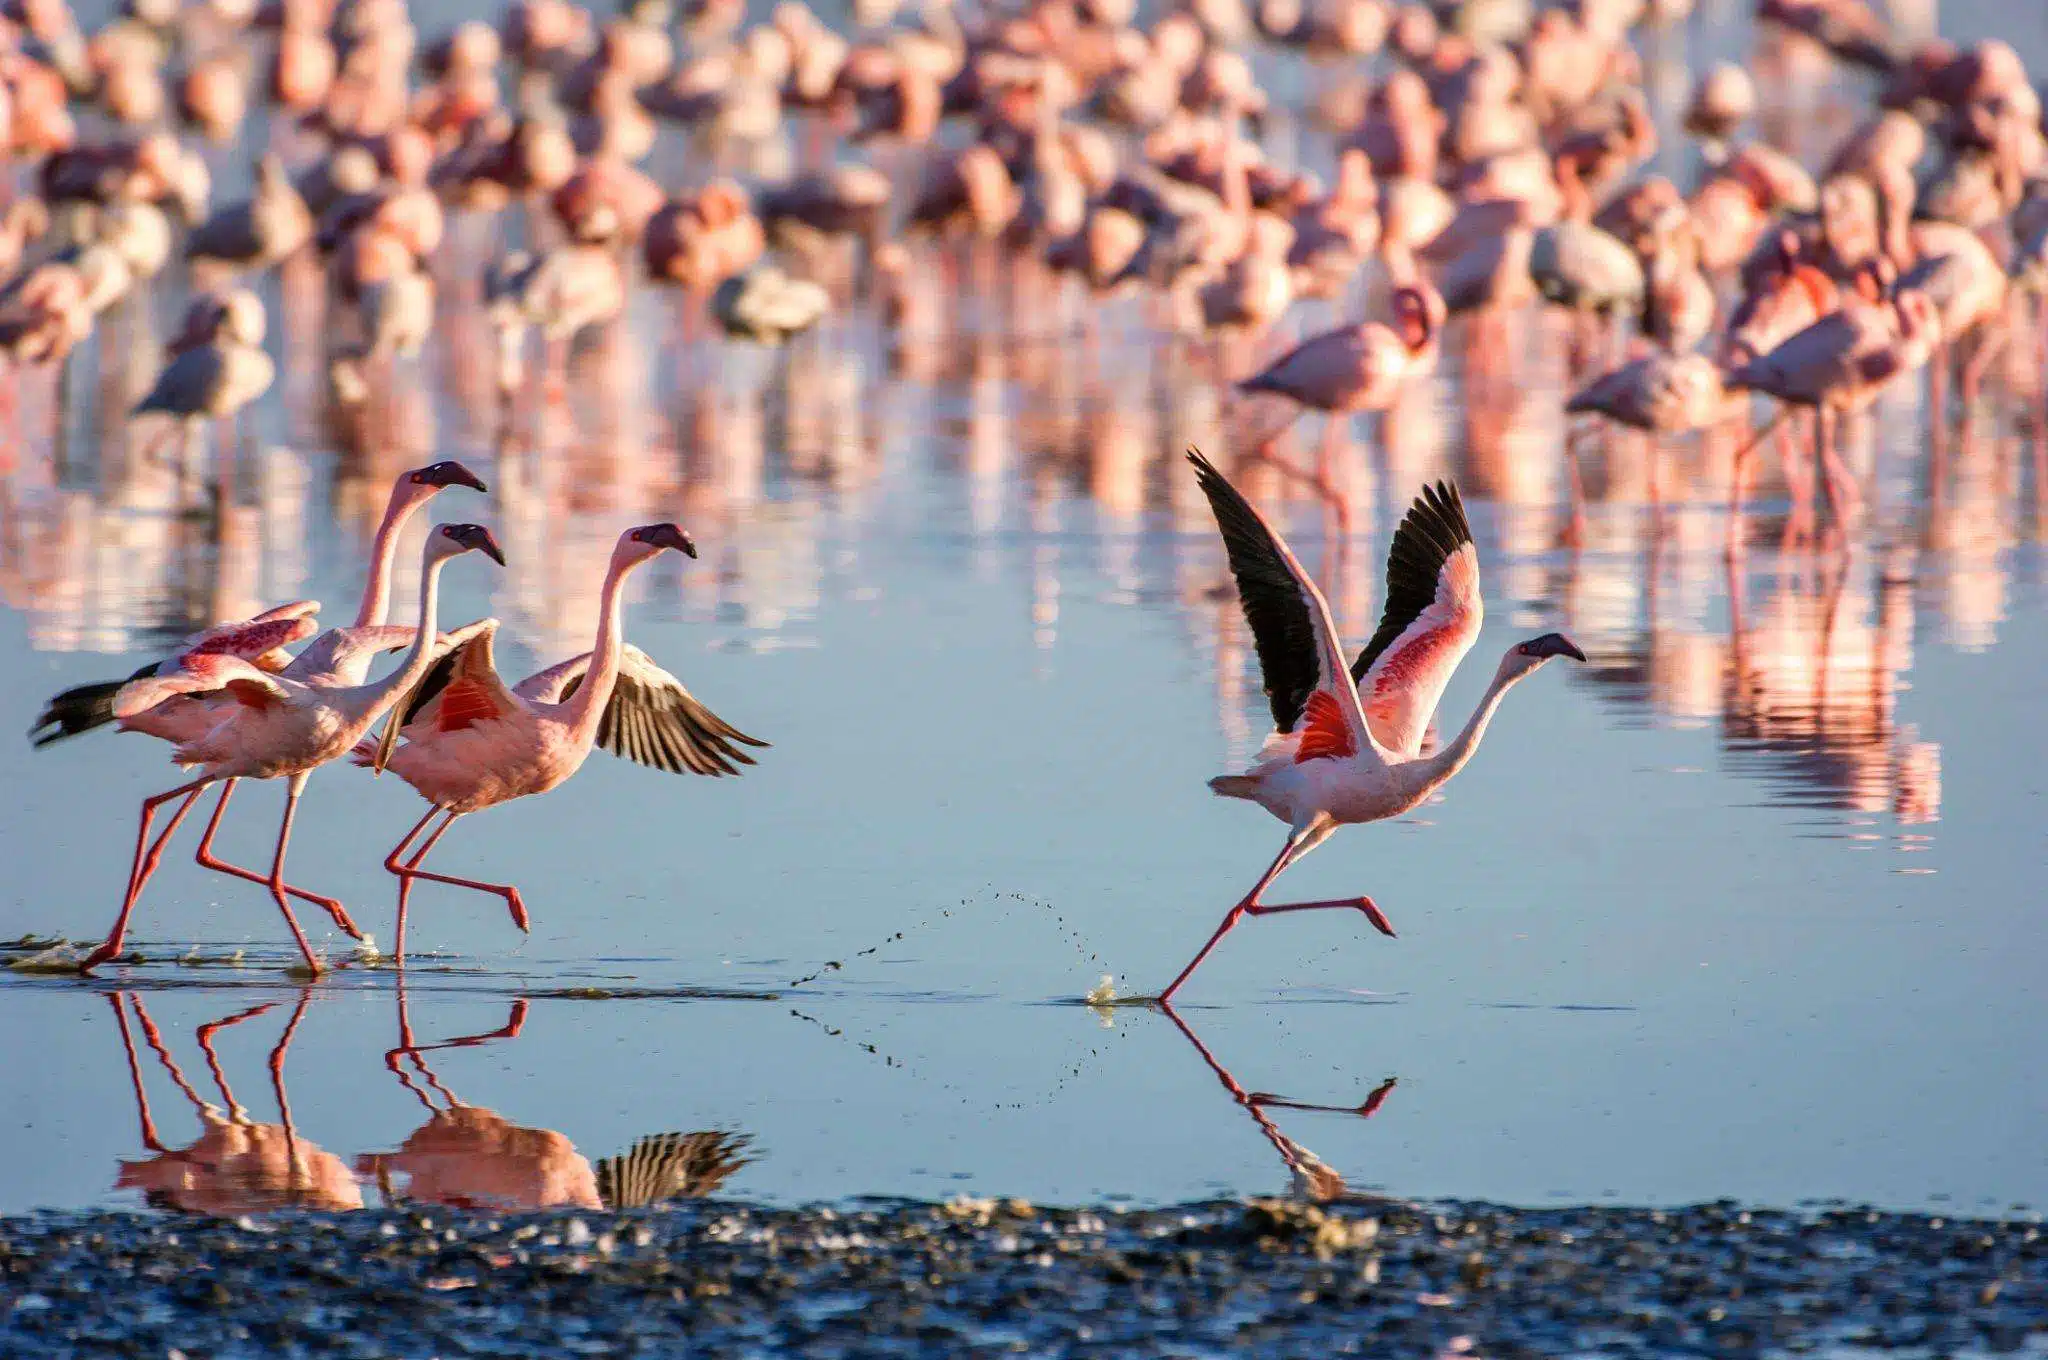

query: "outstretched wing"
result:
(371, 620), (515, 772)
(596, 1131), (755, 1209)
(179, 601), (322, 663)
(1187, 449), (1381, 767)
(1351, 482), (1483, 759)
(536, 645), (770, 776)
(284, 625), (420, 682)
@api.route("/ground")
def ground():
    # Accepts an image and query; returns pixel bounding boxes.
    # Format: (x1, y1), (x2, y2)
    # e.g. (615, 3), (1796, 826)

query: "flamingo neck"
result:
(348, 546), (452, 723)
(1220, 118), (1251, 219)
(560, 553), (638, 746)
(355, 487), (424, 628)
(1413, 652), (1527, 793)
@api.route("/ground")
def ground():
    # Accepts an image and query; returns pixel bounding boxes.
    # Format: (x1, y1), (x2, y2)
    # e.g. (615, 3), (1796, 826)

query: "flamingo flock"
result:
(0, 0), (2036, 996)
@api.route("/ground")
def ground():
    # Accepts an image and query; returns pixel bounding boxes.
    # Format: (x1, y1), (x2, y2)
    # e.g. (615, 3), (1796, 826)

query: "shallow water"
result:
(1, 4), (2045, 1221)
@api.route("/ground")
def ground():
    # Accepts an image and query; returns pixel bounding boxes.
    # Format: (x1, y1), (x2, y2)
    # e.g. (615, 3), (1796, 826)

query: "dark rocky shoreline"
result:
(1, 1197), (2042, 1357)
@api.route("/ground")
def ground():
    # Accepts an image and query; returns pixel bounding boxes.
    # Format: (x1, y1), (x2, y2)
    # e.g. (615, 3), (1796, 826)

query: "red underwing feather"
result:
(1294, 690), (1357, 763)
(436, 677), (502, 732)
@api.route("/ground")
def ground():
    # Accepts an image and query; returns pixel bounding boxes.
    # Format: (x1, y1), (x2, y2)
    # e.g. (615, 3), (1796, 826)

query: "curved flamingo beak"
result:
(629, 523), (698, 558)
(416, 460), (488, 493)
(1518, 632), (1587, 662)
(447, 524), (507, 565)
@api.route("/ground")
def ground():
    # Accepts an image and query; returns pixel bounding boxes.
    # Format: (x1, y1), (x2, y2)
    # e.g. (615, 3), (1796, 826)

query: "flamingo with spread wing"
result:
(359, 523), (768, 959)
(1166, 450), (1584, 1003)
(32, 460), (488, 935)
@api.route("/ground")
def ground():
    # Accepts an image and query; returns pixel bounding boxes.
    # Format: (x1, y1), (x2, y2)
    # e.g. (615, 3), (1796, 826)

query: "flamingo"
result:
(78, 523), (507, 976)
(130, 286), (273, 478)
(1162, 452), (1584, 1003)
(32, 460), (488, 925)
(359, 524), (768, 959)
(1234, 280), (1445, 493)
(1723, 285), (1942, 538)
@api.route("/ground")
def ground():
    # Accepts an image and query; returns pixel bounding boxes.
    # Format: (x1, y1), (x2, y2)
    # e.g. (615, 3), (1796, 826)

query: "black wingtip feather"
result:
(28, 677), (132, 748)
(596, 1131), (755, 1209)
(1350, 481), (1475, 685)
(1186, 447), (1323, 735)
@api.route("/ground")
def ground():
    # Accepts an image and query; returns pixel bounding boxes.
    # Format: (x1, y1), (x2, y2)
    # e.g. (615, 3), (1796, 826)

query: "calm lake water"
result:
(0, 0), (2043, 1220)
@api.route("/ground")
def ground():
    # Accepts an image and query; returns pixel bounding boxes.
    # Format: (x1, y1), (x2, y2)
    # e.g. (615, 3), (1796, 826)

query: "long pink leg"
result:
(264, 772), (324, 974)
(1563, 425), (1589, 549)
(129, 996), (211, 1117)
(193, 779), (363, 938)
(82, 776), (215, 974)
(109, 994), (167, 1152)
(270, 990), (312, 1173)
(1160, 818), (1371, 1005)
(392, 810), (532, 940)
(1247, 896), (1396, 935)
(381, 807), (444, 962)
(1249, 1077), (1400, 1118)
(195, 1001), (278, 1116)
(1816, 404), (1862, 528)
(126, 787), (209, 903)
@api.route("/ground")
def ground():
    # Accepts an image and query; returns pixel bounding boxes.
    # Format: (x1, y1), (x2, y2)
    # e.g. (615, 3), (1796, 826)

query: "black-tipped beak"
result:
(420, 460), (489, 493)
(1527, 632), (1587, 662)
(451, 524), (506, 565)
(632, 523), (698, 558)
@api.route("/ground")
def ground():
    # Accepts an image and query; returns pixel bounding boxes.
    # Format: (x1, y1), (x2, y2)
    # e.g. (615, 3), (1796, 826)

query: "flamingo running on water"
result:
(78, 523), (507, 976)
(1163, 451), (1585, 1004)
(32, 461), (489, 927)
(360, 524), (768, 959)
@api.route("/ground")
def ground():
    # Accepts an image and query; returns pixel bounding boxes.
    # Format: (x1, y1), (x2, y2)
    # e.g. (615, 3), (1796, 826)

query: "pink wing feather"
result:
(1353, 482), (1483, 759)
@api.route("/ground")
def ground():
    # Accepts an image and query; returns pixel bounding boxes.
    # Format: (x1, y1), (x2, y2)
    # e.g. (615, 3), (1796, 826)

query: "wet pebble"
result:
(0, 1199), (2040, 1356)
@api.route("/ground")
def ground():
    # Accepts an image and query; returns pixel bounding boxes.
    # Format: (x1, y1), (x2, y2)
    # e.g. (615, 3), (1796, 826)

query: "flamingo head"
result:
(218, 288), (266, 347)
(620, 522), (699, 564)
(432, 523), (507, 565)
(1892, 287), (1943, 343)
(1391, 281), (1444, 352)
(404, 460), (489, 501)
(1503, 631), (1587, 679)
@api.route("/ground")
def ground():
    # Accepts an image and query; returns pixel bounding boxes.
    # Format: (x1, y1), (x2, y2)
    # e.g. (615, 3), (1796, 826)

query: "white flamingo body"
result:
(360, 524), (768, 957)
(1164, 452), (1584, 1003)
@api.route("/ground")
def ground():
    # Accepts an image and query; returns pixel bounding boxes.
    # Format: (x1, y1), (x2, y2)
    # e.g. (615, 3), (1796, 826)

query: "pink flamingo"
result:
(78, 523), (507, 976)
(361, 524), (767, 959)
(34, 461), (488, 927)
(1162, 452), (1584, 1003)
(1724, 286), (1942, 539)
(1234, 280), (1445, 493)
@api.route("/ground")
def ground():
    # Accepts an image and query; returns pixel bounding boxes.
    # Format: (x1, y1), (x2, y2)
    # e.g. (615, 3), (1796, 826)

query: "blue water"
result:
(0, 0), (2042, 1219)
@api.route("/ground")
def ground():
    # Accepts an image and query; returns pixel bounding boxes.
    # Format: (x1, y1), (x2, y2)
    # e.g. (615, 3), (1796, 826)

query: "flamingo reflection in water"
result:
(108, 990), (362, 1214)
(357, 990), (599, 1211)
(1158, 1002), (1396, 1205)
(359, 986), (753, 1211)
